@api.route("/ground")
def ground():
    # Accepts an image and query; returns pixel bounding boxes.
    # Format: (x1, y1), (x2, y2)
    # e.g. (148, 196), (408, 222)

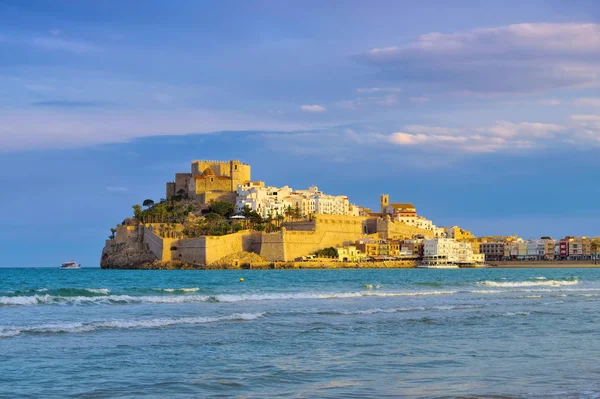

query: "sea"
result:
(1, 267), (600, 399)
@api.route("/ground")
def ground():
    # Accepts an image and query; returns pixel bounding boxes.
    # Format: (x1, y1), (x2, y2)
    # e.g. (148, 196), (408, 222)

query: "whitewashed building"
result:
(236, 184), (359, 218)
(423, 238), (484, 266)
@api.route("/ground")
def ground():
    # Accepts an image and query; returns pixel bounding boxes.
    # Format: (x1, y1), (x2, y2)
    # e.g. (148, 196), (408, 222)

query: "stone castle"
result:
(166, 160), (252, 204)
(102, 159), (436, 269)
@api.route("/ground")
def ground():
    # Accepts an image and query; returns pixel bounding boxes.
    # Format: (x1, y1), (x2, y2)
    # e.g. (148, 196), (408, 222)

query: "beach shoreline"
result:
(489, 261), (600, 268)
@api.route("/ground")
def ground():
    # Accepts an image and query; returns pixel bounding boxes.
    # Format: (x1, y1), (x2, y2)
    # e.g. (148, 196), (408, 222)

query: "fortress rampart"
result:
(103, 214), (436, 268)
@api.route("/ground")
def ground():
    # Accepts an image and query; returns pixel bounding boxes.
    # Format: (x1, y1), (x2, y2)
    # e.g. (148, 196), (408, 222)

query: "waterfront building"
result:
(480, 242), (506, 261)
(423, 238), (483, 266)
(337, 246), (365, 262)
(400, 239), (423, 257)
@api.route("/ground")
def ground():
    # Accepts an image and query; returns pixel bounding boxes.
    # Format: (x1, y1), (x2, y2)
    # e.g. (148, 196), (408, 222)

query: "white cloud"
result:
(482, 121), (564, 138)
(300, 104), (326, 112)
(409, 96), (431, 104)
(574, 98), (600, 107)
(571, 114), (600, 122)
(356, 23), (600, 93)
(389, 120), (565, 153)
(356, 87), (402, 94)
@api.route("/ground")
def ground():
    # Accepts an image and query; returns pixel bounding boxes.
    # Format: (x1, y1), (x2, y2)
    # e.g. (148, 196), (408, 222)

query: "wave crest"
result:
(478, 279), (578, 288)
(0, 313), (264, 338)
(0, 290), (458, 306)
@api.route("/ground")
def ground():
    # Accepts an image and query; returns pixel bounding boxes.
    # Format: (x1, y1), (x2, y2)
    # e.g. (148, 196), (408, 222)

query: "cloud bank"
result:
(356, 23), (600, 93)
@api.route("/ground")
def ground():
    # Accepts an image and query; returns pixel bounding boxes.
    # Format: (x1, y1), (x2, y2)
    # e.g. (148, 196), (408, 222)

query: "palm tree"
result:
(284, 205), (293, 223)
(293, 204), (302, 221)
(266, 212), (274, 232)
(132, 204), (142, 222)
(241, 205), (253, 229)
(276, 214), (285, 228)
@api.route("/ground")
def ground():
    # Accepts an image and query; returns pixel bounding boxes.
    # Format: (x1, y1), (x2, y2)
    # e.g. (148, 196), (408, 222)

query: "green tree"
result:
(132, 204), (142, 221)
(293, 204), (302, 221)
(108, 228), (117, 240)
(276, 214), (285, 227)
(208, 200), (235, 217)
(315, 247), (338, 258)
(284, 205), (293, 223)
(143, 199), (155, 208)
(241, 205), (253, 229)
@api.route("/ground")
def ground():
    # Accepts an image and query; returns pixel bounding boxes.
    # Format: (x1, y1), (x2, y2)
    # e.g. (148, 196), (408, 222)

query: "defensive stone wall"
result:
(260, 214), (374, 261)
(375, 217), (435, 240)
(143, 227), (174, 262)
(172, 230), (255, 266)
(115, 225), (141, 244)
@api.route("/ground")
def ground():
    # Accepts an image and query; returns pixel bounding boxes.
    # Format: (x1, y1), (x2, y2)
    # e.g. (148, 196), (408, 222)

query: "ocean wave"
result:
(478, 279), (579, 288)
(321, 304), (483, 316)
(363, 284), (382, 290)
(157, 287), (201, 293)
(0, 313), (264, 338)
(0, 290), (458, 306)
(503, 311), (531, 316)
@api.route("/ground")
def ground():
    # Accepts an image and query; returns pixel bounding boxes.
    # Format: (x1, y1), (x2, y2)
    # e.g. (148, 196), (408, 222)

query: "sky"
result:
(1, 0), (600, 267)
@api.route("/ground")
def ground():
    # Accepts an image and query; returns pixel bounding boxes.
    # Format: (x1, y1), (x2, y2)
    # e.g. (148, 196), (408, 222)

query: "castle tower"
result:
(229, 160), (251, 191)
(380, 194), (389, 214)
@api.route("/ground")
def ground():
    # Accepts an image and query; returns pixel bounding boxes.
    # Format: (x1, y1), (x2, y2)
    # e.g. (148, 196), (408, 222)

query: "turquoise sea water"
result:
(1, 268), (600, 399)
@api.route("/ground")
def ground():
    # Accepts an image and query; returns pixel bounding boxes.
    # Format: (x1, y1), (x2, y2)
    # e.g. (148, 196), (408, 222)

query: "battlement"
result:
(190, 159), (250, 166)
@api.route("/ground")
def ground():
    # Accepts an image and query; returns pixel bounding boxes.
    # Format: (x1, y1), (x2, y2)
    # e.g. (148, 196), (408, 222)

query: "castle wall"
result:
(375, 217), (435, 240)
(166, 182), (175, 200)
(143, 227), (174, 262)
(201, 192), (236, 205)
(194, 177), (234, 195)
(259, 231), (286, 261)
(116, 225), (141, 244)
(173, 230), (254, 265)
(175, 173), (192, 195)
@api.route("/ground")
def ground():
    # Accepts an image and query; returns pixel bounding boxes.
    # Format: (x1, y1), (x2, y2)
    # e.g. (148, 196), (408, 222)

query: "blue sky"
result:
(1, 0), (600, 267)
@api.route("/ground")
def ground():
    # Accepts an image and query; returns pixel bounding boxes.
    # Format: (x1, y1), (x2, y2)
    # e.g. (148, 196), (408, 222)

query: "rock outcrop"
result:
(100, 241), (159, 269)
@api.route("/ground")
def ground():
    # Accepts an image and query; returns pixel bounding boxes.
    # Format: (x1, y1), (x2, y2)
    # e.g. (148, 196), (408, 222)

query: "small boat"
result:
(60, 261), (81, 269)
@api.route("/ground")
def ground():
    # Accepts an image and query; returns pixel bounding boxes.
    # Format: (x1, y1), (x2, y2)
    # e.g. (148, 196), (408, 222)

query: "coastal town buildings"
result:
(236, 184), (359, 218)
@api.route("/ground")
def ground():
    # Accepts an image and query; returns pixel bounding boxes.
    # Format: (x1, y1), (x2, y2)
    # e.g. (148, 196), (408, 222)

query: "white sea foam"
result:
(503, 311), (531, 316)
(363, 284), (382, 290)
(342, 304), (480, 314)
(86, 288), (111, 295)
(159, 287), (200, 293)
(0, 313), (264, 338)
(478, 279), (578, 288)
(0, 290), (458, 306)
